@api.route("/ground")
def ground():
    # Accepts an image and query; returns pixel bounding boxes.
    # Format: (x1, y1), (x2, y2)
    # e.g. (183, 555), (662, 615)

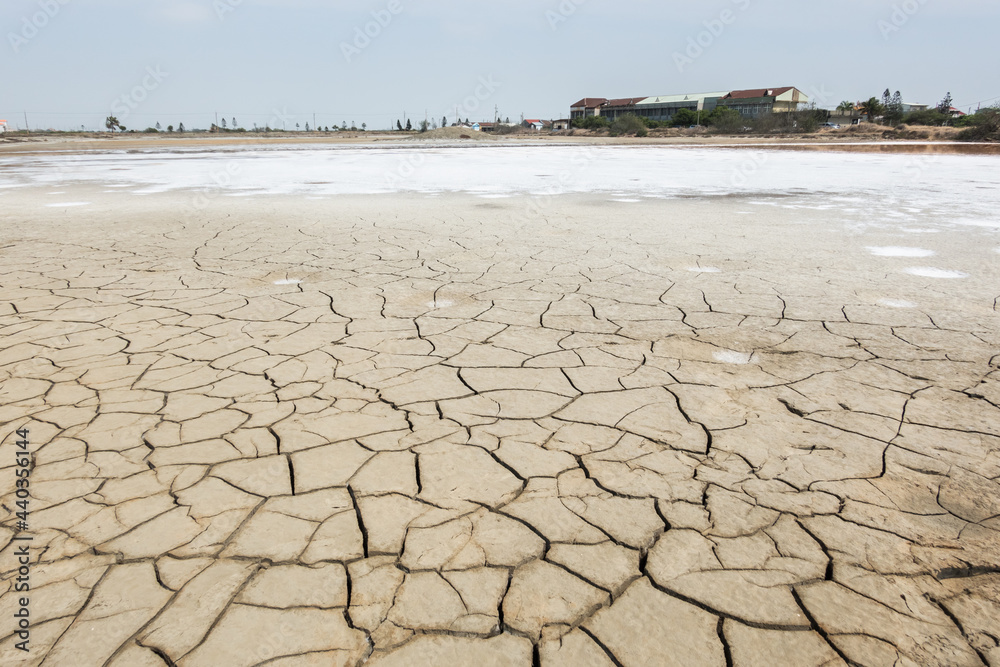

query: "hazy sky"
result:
(2, 0), (999, 131)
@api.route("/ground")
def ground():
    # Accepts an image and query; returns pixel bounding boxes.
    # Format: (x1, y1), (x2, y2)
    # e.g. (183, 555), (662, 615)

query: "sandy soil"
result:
(1, 124), (992, 156)
(1, 175), (999, 666)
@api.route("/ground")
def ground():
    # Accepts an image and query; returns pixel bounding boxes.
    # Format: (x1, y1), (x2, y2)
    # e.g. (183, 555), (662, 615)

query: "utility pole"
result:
(24, 111), (29, 133)
(313, 113), (316, 131)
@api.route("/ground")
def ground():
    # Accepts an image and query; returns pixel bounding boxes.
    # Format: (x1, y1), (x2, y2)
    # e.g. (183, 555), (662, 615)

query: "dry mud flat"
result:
(1, 185), (999, 666)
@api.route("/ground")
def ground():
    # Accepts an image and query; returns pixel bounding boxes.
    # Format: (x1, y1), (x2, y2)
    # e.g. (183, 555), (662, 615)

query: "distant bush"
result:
(609, 115), (647, 137)
(670, 109), (699, 127)
(495, 124), (523, 135)
(572, 116), (610, 130)
(794, 109), (825, 133)
(957, 108), (1000, 141)
(705, 107), (744, 133)
(902, 109), (951, 126)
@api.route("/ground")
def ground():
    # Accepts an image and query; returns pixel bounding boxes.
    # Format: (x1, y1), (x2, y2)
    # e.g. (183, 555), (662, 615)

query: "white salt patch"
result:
(900, 228), (941, 234)
(687, 267), (721, 273)
(867, 246), (935, 258)
(713, 350), (753, 365)
(45, 202), (90, 207)
(879, 299), (917, 309)
(953, 218), (1000, 229)
(47, 192), (66, 195)
(427, 300), (454, 309)
(904, 267), (967, 279)
(609, 198), (641, 203)
(478, 193), (511, 199)
(274, 279), (302, 285)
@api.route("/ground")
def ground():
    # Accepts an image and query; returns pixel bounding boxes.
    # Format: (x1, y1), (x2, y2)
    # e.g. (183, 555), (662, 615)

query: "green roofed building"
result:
(570, 87), (809, 122)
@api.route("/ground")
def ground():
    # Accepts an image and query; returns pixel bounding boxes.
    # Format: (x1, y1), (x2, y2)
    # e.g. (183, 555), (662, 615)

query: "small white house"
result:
(0, 120), (7, 134)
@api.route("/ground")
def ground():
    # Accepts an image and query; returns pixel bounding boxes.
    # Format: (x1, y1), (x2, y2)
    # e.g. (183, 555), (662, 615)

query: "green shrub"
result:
(572, 116), (610, 130)
(705, 107), (743, 133)
(957, 108), (1000, 141)
(609, 115), (648, 137)
(670, 109), (699, 127)
(902, 109), (951, 126)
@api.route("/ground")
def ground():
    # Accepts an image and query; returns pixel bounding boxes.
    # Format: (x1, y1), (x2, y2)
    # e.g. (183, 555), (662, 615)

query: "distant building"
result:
(902, 103), (929, 113)
(0, 120), (6, 134)
(552, 119), (572, 131)
(570, 98), (609, 120)
(717, 88), (809, 117)
(570, 87), (808, 122)
(522, 119), (552, 131)
(623, 93), (726, 122)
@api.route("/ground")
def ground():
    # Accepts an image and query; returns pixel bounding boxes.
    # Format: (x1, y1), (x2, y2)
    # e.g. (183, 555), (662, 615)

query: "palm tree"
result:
(837, 101), (854, 113)
(105, 116), (120, 133)
(859, 98), (884, 122)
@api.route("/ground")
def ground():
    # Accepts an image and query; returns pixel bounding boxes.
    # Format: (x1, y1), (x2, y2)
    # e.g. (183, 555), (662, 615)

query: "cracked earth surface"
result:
(2, 186), (999, 667)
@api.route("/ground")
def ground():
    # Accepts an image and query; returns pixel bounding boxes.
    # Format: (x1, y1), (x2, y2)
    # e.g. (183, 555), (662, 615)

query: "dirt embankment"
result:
(0, 124), (991, 154)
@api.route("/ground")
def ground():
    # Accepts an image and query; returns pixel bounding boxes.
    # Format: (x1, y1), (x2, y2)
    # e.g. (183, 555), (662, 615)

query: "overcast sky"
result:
(2, 0), (998, 131)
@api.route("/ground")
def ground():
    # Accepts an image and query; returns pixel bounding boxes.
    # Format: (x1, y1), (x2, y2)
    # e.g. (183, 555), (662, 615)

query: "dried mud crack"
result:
(1, 187), (999, 667)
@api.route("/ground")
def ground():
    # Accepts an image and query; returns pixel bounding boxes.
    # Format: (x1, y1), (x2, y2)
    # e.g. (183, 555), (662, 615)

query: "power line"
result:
(953, 94), (1000, 109)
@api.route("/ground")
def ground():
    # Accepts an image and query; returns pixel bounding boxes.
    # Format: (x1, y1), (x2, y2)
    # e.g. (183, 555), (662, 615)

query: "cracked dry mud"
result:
(1, 187), (999, 667)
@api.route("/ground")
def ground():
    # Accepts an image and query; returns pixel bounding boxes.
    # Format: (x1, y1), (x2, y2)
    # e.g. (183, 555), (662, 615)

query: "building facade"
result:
(716, 88), (808, 117)
(571, 87), (809, 122)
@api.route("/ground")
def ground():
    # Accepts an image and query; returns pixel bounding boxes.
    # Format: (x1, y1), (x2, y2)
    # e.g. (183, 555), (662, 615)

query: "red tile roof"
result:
(605, 97), (647, 107)
(723, 87), (795, 99)
(570, 98), (608, 108)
